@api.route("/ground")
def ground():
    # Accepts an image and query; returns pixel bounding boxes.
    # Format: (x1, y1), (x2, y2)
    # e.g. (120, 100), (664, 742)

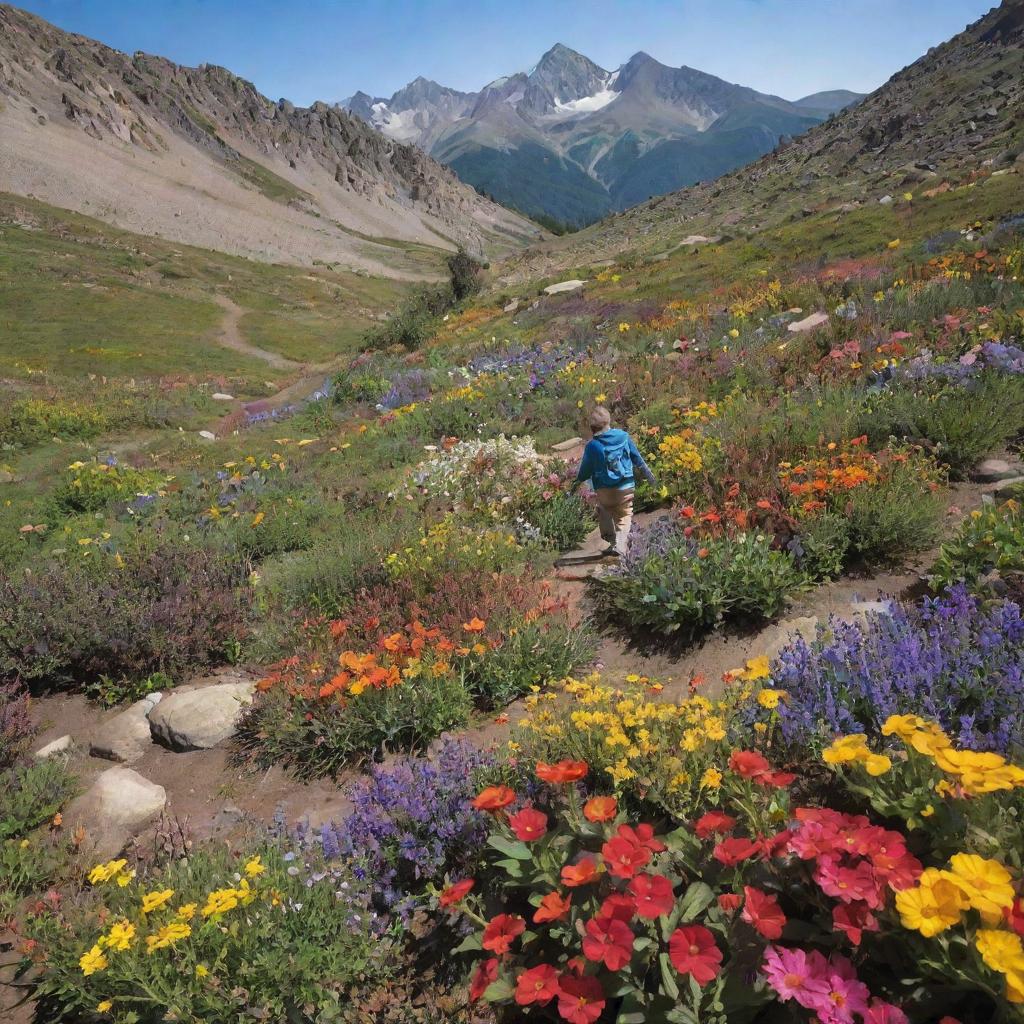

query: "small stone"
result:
(551, 437), (584, 452)
(974, 458), (1017, 482)
(89, 693), (162, 764)
(787, 311), (830, 333)
(211, 393), (234, 401)
(502, 298), (519, 313)
(198, 430), (216, 440)
(34, 735), (73, 759)
(149, 681), (257, 751)
(993, 476), (1024, 498)
(878, 194), (894, 205)
(543, 279), (585, 295)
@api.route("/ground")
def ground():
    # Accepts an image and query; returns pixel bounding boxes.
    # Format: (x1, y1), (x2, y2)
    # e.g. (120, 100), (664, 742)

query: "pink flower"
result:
(822, 956), (870, 1024)
(832, 902), (878, 946)
(761, 946), (831, 1011)
(814, 857), (884, 908)
(864, 1001), (910, 1024)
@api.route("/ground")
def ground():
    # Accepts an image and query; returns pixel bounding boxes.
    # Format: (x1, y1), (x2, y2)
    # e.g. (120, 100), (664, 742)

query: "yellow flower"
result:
(822, 734), (869, 765)
(88, 859), (128, 885)
(757, 688), (786, 709)
(894, 868), (967, 937)
(863, 753), (892, 776)
(145, 922), (191, 954)
(196, 964), (210, 979)
(102, 920), (136, 952)
(887, 239), (901, 249)
(700, 767), (722, 789)
(728, 328), (740, 339)
(115, 869), (135, 887)
(244, 855), (266, 878)
(881, 714), (926, 741)
(944, 854), (1015, 924)
(976, 929), (1024, 976)
(201, 887), (240, 918)
(79, 944), (109, 976)
(96, 1000), (113, 1013)
(140, 889), (174, 914)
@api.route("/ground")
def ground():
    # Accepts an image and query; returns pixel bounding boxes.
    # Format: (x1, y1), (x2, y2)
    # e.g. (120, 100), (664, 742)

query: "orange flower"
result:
(561, 858), (600, 887)
(583, 796), (618, 823)
(536, 760), (589, 784)
(382, 633), (404, 652)
(318, 672), (350, 699)
(755, 500), (772, 510)
(463, 617), (486, 632)
(439, 879), (475, 908)
(472, 786), (516, 813)
(329, 619), (349, 640)
(534, 891), (571, 923)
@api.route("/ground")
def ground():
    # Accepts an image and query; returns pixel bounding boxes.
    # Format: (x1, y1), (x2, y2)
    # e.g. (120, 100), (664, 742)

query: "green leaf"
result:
(659, 951), (680, 1001)
(483, 978), (514, 1003)
(674, 881), (715, 924)
(487, 834), (534, 860)
(451, 933), (483, 954)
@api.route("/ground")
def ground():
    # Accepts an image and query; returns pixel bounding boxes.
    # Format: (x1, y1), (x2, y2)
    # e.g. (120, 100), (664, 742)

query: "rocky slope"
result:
(343, 43), (861, 226)
(0, 4), (537, 274)
(499, 0), (1024, 282)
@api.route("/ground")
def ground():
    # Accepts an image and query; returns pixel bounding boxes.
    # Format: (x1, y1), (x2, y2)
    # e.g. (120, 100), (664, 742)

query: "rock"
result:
(148, 680), (257, 751)
(67, 767), (167, 857)
(551, 437), (584, 452)
(848, 599), (895, 623)
(89, 693), (162, 764)
(974, 458), (1019, 482)
(878, 194), (894, 205)
(680, 234), (712, 245)
(543, 279), (585, 295)
(211, 393), (234, 401)
(198, 430), (216, 440)
(0, 470), (20, 484)
(502, 299), (519, 313)
(34, 735), (73, 759)
(787, 311), (830, 334)
(762, 616), (820, 662)
(993, 476), (1024, 498)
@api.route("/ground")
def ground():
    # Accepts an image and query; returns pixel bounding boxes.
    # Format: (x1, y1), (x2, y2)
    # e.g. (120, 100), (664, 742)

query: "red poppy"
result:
(679, 505), (696, 519)
(619, 823), (666, 853)
(729, 750), (771, 779)
(439, 878), (474, 908)
(713, 837), (761, 866)
(833, 901), (879, 946)
(598, 893), (635, 923)
(601, 834), (650, 879)
(583, 796), (617, 822)
(536, 760), (589, 784)
(561, 857), (600, 887)
(509, 807), (549, 842)
(717, 892), (743, 913)
(514, 964), (559, 1006)
(469, 958), (498, 1002)
(534, 891), (571, 924)
(694, 810), (737, 839)
(557, 974), (606, 1024)
(760, 769), (796, 788)
(582, 915), (635, 971)
(668, 925), (722, 985)
(482, 914), (525, 955)
(471, 786), (515, 814)
(1005, 897), (1024, 937)
(741, 886), (786, 939)
(628, 873), (675, 919)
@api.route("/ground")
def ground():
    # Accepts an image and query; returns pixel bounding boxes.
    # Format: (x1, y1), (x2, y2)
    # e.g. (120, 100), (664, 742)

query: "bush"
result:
(790, 511), (850, 580)
(447, 248), (485, 301)
(761, 587), (1024, 755)
(0, 681), (34, 771)
(1, 757), (77, 840)
(930, 500), (1024, 591)
(364, 284), (452, 351)
(590, 521), (803, 640)
(49, 459), (168, 516)
(527, 490), (596, 551)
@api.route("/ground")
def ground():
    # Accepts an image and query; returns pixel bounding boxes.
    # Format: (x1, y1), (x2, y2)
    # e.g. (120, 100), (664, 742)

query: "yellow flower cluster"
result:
(657, 431), (704, 474)
(87, 859), (134, 887)
(822, 734), (892, 776)
(895, 854), (1023, 1002)
(385, 515), (520, 579)
(728, 279), (783, 319)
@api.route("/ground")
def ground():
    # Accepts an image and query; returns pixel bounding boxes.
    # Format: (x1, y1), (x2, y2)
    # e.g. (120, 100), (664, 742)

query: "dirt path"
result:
(210, 294), (302, 371)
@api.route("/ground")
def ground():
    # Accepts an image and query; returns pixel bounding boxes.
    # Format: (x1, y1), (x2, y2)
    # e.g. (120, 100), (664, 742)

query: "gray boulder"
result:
(67, 767), (167, 858)
(148, 680), (257, 751)
(89, 693), (162, 763)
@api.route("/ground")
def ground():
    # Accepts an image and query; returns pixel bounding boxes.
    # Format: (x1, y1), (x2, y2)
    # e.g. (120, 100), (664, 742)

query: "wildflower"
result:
(79, 944), (108, 976)
(244, 855), (266, 878)
(140, 888), (174, 914)
(471, 785), (515, 813)
(195, 964), (209, 979)
(482, 914), (525, 955)
(832, 901), (879, 945)
(88, 859), (128, 885)
(700, 766), (723, 789)
(102, 920), (136, 952)
(668, 925), (722, 985)
(975, 929), (1024, 975)
(201, 887), (240, 919)
(758, 688), (786, 709)
(823, 957), (871, 1020)
(943, 854), (1015, 924)
(628, 873), (674, 919)
(175, 904), (197, 921)
(583, 795), (617, 822)
(745, 655), (771, 680)
(718, 893), (743, 913)
(515, 964), (559, 1006)
(599, 893), (636, 922)
(534, 890), (571, 923)
(894, 868), (966, 936)
(694, 810), (736, 839)
(96, 1001), (113, 1014)
(463, 617), (486, 632)
(509, 807), (548, 842)
(557, 973), (606, 1024)
(145, 922), (191, 953)
(762, 946), (831, 1008)
(536, 760), (588, 784)
(864, 1001), (910, 1024)
(583, 915), (635, 970)
(469, 958), (499, 1002)
(742, 886), (786, 939)
(561, 857), (600, 887)
(602, 834), (651, 880)
(439, 879), (475, 908)
(713, 837), (761, 866)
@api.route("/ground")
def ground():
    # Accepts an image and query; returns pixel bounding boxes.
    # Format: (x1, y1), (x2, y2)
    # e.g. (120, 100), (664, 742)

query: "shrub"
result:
(331, 369), (390, 406)
(1, 757), (77, 840)
(590, 521), (803, 640)
(0, 681), (34, 771)
(526, 490), (595, 551)
(49, 459), (168, 516)
(364, 284), (452, 351)
(299, 738), (494, 916)
(790, 511), (850, 580)
(447, 248), (485, 301)
(0, 397), (113, 446)
(930, 500), (1024, 591)
(762, 587), (1024, 755)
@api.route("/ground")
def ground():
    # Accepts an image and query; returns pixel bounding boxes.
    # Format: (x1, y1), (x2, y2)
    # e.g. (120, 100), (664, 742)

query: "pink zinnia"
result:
(761, 946), (831, 1010)
(823, 956), (871, 1024)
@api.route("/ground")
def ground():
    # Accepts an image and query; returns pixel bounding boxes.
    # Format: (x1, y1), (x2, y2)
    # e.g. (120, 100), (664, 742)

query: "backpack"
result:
(602, 435), (632, 485)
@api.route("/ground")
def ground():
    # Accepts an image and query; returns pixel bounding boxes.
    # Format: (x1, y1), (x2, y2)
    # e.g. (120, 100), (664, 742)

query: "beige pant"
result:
(595, 487), (634, 554)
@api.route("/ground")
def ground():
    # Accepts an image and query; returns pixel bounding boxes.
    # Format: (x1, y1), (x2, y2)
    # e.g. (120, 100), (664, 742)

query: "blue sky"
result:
(17, 1), (993, 105)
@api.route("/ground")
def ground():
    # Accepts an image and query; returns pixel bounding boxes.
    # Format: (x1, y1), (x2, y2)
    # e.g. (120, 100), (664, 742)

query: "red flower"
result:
(598, 893), (635, 923)
(864, 1002), (910, 1024)
(472, 786), (515, 814)
(536, 760), (589, 784)
(729, 749), (770, 778)
(601, 834), (650, 879)
(713, 837), (761, 866)
(741, 886), (786, 939)
(439, 878), (474, 908)
(561, 857), (600, 887)
(620, 823), (666, 853)
(482, 914), (525, 955)
(833, 901), (879, 946)
(668, 925), (723, 985)
(557, 974), (606, 1024)
(583, 796), (618, 822)
(469, 958), (498, 1002)
(534, 891), (571, 924)
(515, 964), (559, 1006)
(1005, 896), (1024, 937)
(694, 811), (737, 839)
(582, 915), (635, 971)
(717, 893), (743, 913)
(628, 873), (675, 919)
(509, 807), (549, 842)
(761, 769), (796, 788)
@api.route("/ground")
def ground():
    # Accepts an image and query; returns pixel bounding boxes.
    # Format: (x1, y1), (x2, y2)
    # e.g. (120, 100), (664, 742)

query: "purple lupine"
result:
(762, 586), (1024, 754)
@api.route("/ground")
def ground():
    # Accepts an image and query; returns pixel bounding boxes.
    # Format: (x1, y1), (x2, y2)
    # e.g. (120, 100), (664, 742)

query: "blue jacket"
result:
(575, 428), (656, 491)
